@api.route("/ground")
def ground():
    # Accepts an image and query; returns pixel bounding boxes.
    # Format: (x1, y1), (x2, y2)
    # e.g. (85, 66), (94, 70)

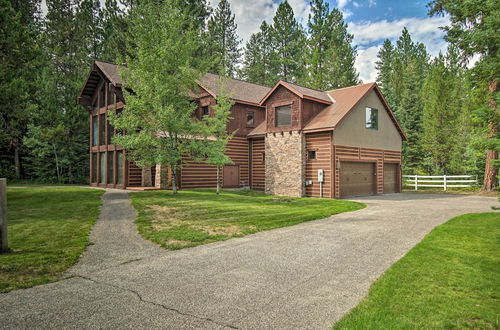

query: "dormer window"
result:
(365, 107), (378, 130)
(275, 104), (291, 127)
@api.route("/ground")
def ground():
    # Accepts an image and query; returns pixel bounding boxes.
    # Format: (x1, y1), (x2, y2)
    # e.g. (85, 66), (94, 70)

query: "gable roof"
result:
(259, 80), (333, 105)
(197, 73), (270, 106)
(95, 60), (123, 87)
(303, 82), (407, 140)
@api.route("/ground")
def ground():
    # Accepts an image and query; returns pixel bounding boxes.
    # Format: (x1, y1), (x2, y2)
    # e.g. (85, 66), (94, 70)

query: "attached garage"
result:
(383, 163), (399, 193)
(339, 162), (376, 198)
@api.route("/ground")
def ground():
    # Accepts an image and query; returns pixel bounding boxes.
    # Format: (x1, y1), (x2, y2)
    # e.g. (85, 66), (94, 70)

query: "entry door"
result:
(340, 162), (375, 198)
(223, 165), (240, 188)
(383, 163), (398, 193)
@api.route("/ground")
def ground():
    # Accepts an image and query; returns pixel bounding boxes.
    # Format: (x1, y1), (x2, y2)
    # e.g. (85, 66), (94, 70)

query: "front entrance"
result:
(340, 161), (375, 198)
(223, 165), (240, 188)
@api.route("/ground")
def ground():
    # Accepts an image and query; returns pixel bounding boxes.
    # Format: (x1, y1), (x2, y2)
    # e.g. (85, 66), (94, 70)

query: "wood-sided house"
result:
(78, 60), (406, 198)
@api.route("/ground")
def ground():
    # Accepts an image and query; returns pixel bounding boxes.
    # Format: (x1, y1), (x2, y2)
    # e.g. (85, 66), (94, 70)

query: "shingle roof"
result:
(248, 121), (267, 137)
(198, 73), (270, 105)
(303, 82), (406, 140)
(95, 61), (123, 87)
(259, 80), (333, 105)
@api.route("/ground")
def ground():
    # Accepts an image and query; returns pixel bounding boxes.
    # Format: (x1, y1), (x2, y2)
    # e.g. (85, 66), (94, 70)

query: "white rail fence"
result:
(403, 175), (478, 191)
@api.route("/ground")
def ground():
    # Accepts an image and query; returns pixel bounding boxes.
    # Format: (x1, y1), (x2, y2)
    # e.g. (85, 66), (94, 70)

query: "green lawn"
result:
(0, 187), (104, 293)
(130, 189), (364, 250)
(333, 212), (500, 329)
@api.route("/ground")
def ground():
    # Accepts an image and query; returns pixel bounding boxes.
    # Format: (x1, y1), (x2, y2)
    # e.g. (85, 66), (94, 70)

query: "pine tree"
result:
(322, 8), (359, 88)
(375, 39), (394, 97)
(241, 21), (274, 86)
(429, 0), (499, 191)
(100, 0), (128, 62)
(269, 0), (306, 83)
(0, 0), (39, 179)
(421, 49), (466, 174)
(205, 0), (241, 77)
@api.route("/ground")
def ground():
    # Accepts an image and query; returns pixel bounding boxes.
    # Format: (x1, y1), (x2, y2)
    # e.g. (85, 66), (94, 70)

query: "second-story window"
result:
(275, 104), (291, 127)
(107, 84), (115, 106)
(99, 114), (106, 145)
(92, 116), (98, 146)
(365, 107), (378, 130)
(247, 111), (255, 127)
(99, 85), (105, 108)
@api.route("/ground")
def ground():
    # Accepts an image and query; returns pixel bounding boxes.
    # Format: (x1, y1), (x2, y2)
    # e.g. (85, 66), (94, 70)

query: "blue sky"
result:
(216, 0), (451, 82)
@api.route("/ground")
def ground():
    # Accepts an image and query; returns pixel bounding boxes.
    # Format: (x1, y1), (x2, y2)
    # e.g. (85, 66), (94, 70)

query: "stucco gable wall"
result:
(332, 89), (402, 151)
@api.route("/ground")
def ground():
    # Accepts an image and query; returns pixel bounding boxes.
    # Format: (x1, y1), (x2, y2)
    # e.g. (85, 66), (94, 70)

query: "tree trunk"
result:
(13, 141), (20, 179)
(171, 168), (177, 194)
(216, 166), (220, 195)
(482, 80), (499, 191)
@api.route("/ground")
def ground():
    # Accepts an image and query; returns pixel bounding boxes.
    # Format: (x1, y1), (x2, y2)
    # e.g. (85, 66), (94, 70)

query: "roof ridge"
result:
(281, 80), (328, 93)
(326, 82), (375, 93)
(206, 72), (271, 89)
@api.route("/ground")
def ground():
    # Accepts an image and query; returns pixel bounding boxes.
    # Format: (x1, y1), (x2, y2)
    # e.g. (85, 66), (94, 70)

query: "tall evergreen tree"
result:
(240, 21), (274, 86)
(100, 0), (128, 62)
(0, 0), (39, 179)
(421, 48), (466, 174)
(269, 0), (306, 83)
(205, 0), (241, 77)
(375, 39), (395, 102)
(429, 0), (499, 191)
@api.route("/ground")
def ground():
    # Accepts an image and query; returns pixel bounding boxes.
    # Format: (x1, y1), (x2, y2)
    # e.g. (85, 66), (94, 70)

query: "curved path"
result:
(0, 191), (496, 329)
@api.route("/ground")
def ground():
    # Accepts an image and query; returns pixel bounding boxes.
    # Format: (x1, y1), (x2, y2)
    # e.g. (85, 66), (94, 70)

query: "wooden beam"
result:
(0, 178), (8, 253)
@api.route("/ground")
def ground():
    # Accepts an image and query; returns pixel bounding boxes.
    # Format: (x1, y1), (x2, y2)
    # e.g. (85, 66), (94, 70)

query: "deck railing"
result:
(403, 175), (478, 191)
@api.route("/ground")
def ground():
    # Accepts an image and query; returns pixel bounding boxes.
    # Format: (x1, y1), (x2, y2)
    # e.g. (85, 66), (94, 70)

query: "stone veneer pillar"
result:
(264, 131), (305, 197)
(154, 164), (169, 189)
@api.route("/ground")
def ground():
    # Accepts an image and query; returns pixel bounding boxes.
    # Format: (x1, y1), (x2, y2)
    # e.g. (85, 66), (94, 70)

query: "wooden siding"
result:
(305, 132), (332, 198)
(180, 136), (249, 189)
(250, 138), (265, 190)
(127, 162), (156, 187)
(265, 86), (301, 133)
(301, 99), (328, 129)
(333, 145), (402, 198)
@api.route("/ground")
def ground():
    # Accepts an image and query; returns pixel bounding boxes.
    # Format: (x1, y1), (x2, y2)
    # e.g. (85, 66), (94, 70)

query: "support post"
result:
(0, 178), (8, 253)
(414, 175), (418, 191)
(443, 175), (447, 191)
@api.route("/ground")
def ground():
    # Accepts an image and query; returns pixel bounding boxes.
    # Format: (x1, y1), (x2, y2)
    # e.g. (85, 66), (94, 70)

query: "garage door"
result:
(384, 163), (398, 193)
(340, 162), (375, 198)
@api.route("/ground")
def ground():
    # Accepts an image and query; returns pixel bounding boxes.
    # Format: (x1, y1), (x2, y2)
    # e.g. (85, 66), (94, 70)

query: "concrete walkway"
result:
(0, 192), (496, 329)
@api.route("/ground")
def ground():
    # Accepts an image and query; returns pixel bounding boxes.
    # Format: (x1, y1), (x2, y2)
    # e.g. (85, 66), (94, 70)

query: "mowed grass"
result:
(130, 189), (364, 250)
(333, 212), (500, 329)
(0, 187), (104, 292)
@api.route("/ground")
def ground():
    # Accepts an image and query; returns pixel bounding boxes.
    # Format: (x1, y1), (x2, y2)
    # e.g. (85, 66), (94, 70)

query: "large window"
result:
(365, 107), (378, 130)
(117, 151), (124, 185)
(247, 111), (255, 127)
(99, 114), (106, 145)
(92, 116), (98, 146)
(202, 106), (209, 117)
(107, 84), (115, 106)
(99, 152), (106, 184)
(275, 104), (291, 127)
(99, 85), (105, 108)
(91, 153), (97, 183)
(107, 119), (114, 145)
(108, 151), (114, 184)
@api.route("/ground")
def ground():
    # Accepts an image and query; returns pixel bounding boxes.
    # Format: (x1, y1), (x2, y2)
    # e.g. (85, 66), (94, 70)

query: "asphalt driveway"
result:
(0, 191), (496, 329)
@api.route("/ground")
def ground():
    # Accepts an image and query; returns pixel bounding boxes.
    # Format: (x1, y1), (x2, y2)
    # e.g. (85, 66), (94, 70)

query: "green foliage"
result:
(333, 212), (500, 329)
(0, 187), (104, 292)
(205, 0), (241, 77)
(305, 0), (359, 89)
(269, 0), (306, 83)
(131, 189), (364, 250)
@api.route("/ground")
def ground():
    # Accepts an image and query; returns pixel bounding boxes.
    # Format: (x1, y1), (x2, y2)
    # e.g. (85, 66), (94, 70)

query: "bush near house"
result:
(0, 187), (103, 293)
(131, 189), (364, 250)
(333, 212), (500, 329)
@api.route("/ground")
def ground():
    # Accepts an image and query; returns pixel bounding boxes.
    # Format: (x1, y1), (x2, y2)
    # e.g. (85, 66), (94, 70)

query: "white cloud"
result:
(337, 0), (350, 9)
(348, 16), (451, 82)
(355, 46), (381, 82)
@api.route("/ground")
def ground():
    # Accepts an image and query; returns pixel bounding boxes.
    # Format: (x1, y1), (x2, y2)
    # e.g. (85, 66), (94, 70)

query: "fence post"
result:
(443, 175), (447, 191)
(0, 178), (7, 253)
(414, 175), (418, 190)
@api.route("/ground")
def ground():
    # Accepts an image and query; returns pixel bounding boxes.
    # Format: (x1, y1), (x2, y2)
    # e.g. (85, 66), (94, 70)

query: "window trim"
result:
(307, 149), (317, 161)
(202, 105), (209, 117)
(365, 107), (379, 130)
(274, 103), (292, 128)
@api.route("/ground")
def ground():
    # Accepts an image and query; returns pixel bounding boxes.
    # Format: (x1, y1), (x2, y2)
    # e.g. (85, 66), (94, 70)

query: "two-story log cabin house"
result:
(78, 61), (406, 198)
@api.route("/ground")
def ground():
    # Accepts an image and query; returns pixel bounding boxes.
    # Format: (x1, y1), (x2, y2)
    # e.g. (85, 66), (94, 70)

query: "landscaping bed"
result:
(0, 187), (104, 292)
(130, 189), (364, 250)
(333, 212), (500, 329)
